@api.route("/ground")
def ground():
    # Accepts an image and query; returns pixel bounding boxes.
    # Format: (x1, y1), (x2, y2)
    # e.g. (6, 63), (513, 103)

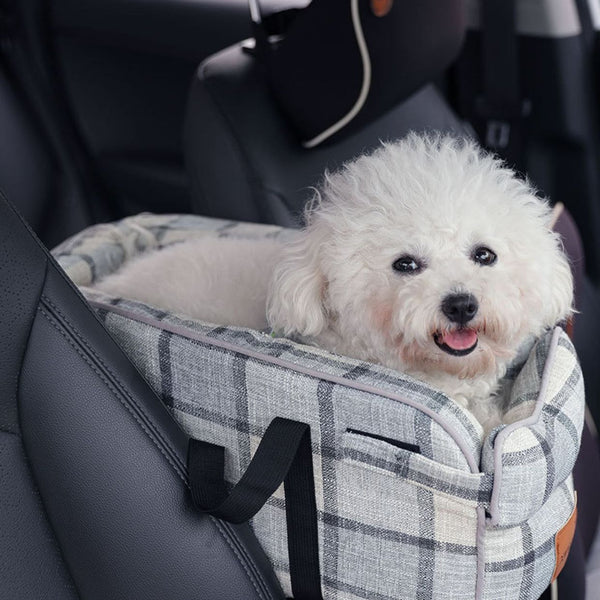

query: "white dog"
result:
(96, 134), (573, 433)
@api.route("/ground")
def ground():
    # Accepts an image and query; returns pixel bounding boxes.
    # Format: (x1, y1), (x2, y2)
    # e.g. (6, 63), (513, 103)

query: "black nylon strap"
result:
(574, 0), (595, 49)
(283, 421), (322, 599)
(481, 0), (520, 117)
(475, 0), (529, 172)
(188, 417), (323, 599)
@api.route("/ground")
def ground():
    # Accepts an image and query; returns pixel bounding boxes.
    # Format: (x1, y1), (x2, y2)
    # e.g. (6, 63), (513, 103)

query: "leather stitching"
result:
(41, 294), (185, 478)
(38, 306), (187, 484)
(4, 253), (50, 435)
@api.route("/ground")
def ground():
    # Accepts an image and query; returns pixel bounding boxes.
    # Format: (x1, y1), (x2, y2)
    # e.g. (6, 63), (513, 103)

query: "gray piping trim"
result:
(489, 326), (562, 526)
(88, 299), (481, 474)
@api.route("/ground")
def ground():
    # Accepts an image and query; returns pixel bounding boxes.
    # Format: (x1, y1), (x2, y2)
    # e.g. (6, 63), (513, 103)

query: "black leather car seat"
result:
(0, 194), (284, 599)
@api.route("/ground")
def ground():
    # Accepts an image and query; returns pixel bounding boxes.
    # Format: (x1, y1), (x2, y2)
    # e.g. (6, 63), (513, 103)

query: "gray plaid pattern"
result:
(55, 214), (584, 600)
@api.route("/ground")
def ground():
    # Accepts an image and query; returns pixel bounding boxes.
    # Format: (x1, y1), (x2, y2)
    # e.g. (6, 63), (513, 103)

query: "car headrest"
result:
(184, 41), (470, 226)
(255, 0), (466, 146)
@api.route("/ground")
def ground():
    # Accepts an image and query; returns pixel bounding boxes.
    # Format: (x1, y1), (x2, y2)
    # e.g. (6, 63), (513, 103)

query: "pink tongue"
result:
(441, 329), (478, 350)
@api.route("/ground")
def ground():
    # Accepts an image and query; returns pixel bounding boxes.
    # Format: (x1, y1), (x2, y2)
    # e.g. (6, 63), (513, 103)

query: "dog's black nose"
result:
(441, 293), (479, 325)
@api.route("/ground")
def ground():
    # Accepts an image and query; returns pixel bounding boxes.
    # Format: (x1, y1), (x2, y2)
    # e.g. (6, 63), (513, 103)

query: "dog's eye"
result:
(472, 246), (497, 266)
(392, 255), (422, 274)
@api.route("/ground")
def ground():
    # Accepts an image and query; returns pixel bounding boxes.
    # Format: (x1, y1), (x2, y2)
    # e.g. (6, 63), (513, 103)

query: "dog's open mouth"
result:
(433, 328), (478, 356)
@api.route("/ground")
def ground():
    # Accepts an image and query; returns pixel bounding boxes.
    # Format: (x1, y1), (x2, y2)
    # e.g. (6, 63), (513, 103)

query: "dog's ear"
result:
(267, 228), (329, 338)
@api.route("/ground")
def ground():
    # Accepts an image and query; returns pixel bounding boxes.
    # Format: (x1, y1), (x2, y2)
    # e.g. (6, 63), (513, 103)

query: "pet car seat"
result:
(0, 194), (284, 599)
(183, 1), (469, 225)
(54, 212), (586, 600)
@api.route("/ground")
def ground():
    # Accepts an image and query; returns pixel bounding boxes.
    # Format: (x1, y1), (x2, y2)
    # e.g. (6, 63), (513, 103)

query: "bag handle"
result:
(188, 417), (323, 600)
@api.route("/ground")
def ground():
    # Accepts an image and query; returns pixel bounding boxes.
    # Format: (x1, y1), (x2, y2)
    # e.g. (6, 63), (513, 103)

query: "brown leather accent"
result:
(565, 317), (574, 340)
(552, 497), (577, 582)
(371, 0), (393, 17)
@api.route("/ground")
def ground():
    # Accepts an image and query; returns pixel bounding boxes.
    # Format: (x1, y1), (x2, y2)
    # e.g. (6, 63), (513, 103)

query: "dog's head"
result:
(267, 134), (573, 382)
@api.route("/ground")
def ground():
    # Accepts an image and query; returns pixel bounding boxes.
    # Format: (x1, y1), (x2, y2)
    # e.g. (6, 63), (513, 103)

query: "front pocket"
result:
(341, 430), (491, 506)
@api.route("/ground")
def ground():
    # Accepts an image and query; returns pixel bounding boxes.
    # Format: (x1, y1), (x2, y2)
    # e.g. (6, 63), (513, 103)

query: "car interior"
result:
(1, 0), (600, 598)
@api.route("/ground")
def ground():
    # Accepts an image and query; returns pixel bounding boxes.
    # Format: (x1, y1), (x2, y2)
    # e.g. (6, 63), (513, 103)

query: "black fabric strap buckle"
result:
(187, 417), (323, 600)
(475, 97), (531, 150)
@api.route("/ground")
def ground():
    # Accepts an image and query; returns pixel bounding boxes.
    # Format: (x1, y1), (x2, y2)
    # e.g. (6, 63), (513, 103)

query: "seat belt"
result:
(574, 0), (596, 49)
(474, 0), (530, 172)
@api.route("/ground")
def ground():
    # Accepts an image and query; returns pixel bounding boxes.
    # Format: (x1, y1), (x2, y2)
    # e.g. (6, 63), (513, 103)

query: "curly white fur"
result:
(96, 134), (573, 434)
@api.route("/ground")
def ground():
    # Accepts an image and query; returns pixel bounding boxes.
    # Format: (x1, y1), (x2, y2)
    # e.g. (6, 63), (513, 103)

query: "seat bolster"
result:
(0, 195), (48, 433)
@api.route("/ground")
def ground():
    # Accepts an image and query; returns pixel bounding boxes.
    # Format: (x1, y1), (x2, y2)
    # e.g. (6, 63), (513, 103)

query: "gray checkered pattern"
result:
(55, 214), (584, 600)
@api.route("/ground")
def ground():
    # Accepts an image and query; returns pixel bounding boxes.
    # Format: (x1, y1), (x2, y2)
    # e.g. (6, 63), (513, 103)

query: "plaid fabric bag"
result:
(54, 213), (585, 600)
